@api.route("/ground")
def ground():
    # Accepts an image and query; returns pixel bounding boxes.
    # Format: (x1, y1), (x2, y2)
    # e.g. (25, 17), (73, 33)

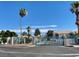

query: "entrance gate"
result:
(35, 37), (64, 46)
(35, 38), (75, 46)
(6, 37), (75, 46)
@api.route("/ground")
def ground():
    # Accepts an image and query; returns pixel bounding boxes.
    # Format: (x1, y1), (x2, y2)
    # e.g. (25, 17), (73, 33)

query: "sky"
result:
(0, 1), (77, 33)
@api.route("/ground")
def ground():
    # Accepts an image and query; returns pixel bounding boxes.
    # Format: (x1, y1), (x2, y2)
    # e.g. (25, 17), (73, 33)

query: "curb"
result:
(72, 45), (79, 47)
(0, 44), (36, 48)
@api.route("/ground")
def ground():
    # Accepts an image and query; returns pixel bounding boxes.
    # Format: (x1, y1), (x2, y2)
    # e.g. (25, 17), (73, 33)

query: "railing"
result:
(35, 37), (76, 46)
(0, 36), (77, 46)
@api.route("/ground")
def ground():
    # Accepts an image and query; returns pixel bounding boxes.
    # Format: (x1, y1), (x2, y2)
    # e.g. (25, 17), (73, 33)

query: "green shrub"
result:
(26, 38), (32, 43)
(2, 37), (7, 43)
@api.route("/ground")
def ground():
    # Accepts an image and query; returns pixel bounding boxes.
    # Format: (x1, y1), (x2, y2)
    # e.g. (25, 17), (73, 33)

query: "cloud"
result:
(31, 28), (55, 32)
(72, 29), (77, 31)
(0, 25), (57, 34)
(50, 25), (57, 27)
(23, 25), (57, 29)
(1, 28), (55, 33)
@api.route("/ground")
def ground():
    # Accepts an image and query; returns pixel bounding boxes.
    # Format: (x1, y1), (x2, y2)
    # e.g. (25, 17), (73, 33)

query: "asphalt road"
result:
(0, 46), (79, 57)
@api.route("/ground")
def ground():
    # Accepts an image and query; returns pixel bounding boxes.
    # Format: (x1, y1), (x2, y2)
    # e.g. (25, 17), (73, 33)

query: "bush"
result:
(74, 34), (79, 44)
(19, 38), (24, 44)
(25, 38), (32, 43)
(2, 37), (7, 43)
(0, 41), (1, 44)
(47, 37), (50, 41)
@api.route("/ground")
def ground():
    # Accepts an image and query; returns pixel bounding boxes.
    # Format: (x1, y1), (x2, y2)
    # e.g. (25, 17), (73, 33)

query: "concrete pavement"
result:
(0, 45), (79, 57)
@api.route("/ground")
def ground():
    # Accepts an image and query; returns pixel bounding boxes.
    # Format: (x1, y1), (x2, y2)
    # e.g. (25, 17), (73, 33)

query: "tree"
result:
(47, 30), (53, 37)
(19, 8), (26, 17)
(10, 32), (18, 37)
(3, 30), (17, 37)
(0, 30), (5, 36)
(47, 30), (54, 41)
(74, 33), (79, 44)
(4, 30), (11, 37)
(68, 32), (75, 38)
(22, 32), (27, 36)
(19, 8), (28, 37)
(55, 33), (59, 39)
(0, 30), (18, 44)
(0, 30), (6, 43)
(34, 28), (41, 36)
(26, 26), (31, 39)
(71, 2), (79, 34)
(24, 26), (32, 43)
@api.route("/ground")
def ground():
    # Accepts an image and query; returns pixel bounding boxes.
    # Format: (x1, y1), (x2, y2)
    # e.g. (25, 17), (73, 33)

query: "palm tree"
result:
(71, 2), (79, 34)
(55, 33), (59, 39)
(22, 32), (27, 36)
(34, 28), (41, 36)
(0, 30), (6, 43)
(19, 8), (28, 37)
(4, 30), (11, 37)
(47, 30), (54, 41)
(26, 26), (31, 39)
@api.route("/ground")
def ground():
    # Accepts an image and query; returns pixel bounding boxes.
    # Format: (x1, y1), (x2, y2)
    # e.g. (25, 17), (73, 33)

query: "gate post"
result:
(12, 37), (14, 45)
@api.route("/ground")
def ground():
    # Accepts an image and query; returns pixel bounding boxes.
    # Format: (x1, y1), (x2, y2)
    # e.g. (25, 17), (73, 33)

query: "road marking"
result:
(0, 49), (79, 56)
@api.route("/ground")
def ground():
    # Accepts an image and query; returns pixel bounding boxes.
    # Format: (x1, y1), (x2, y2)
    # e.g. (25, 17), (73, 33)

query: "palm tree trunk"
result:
(28, 30), (30, 39)
(20, 17), (22, 38)
(19, 17), (22, 44)
(77, 25), (79, 34)
(76, 9), (79, 35)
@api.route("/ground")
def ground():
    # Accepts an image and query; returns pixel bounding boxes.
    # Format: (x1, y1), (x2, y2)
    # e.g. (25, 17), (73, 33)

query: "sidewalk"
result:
(0, 43), (36, 48)
(72, 45), (79, 47)
(1, 44), (79, 48)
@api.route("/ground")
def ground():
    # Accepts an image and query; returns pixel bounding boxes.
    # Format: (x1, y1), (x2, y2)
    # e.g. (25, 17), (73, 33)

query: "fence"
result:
(35, 36), (76, 46)
(0, 36), (76, 46)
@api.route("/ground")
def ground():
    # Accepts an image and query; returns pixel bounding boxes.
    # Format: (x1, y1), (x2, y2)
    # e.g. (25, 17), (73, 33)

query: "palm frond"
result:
(71, 2), (79, 13)
(70, 8), (74, 13)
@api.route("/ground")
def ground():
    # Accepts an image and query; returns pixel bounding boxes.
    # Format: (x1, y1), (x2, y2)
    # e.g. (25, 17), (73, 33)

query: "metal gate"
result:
(35, 37), (75, 46)
(35, 37), (64, 46)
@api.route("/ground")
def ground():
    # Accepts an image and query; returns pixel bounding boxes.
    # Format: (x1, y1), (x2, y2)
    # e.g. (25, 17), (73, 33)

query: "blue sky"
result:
(0, 1), (77, 32)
